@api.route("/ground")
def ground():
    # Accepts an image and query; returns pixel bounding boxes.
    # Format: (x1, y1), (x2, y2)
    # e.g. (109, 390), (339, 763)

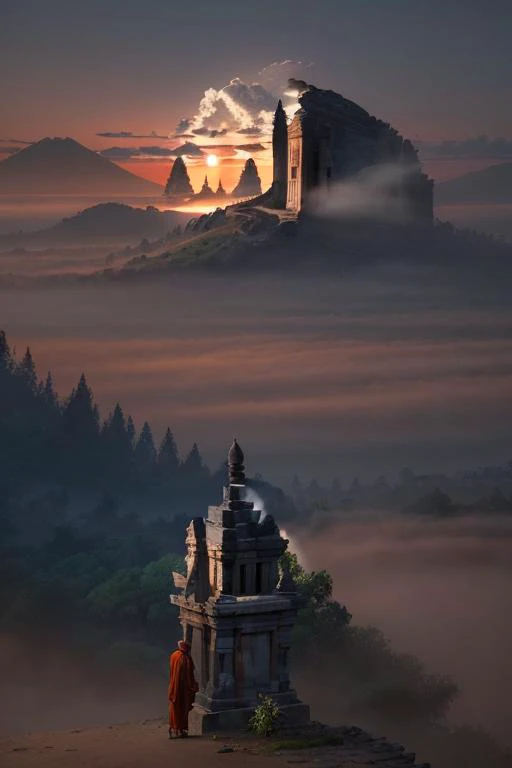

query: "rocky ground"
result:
(0, 720), (431, 768)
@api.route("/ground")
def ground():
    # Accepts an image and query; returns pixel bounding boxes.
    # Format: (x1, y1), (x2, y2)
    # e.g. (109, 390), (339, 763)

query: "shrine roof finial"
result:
(228, 438), (245, 485)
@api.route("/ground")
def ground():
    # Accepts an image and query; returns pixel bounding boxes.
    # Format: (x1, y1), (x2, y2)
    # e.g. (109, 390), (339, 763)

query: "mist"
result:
(310, 163), (419, 221)
(1, 271), (511, 485)
(292, 513), (512, 747)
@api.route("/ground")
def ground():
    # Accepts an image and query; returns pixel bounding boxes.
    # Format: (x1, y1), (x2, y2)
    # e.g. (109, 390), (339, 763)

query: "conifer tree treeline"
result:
(0, 330), (210, 500)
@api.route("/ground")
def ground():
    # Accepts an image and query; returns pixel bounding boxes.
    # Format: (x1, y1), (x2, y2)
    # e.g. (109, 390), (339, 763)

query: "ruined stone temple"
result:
(171, 440), (309, 733)
(270, 81), (433, 221)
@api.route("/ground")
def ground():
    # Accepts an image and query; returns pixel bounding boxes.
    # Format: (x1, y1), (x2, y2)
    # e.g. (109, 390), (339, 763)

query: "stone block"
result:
(188, 702), (310, 735)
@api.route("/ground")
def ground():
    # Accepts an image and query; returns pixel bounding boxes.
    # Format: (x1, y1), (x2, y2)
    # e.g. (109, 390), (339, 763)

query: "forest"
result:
(0, 329), (510, 767)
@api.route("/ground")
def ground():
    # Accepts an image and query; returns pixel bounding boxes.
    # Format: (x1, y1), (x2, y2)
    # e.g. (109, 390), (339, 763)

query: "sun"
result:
(206, 153), (219, 167)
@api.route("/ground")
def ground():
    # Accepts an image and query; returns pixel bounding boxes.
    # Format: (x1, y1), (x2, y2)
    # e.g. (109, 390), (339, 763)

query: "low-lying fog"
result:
(2, 272), (511, 483)
(291, 514), (512, 747)
(1, 222), (511, 753)
(1, 514), (511, 752)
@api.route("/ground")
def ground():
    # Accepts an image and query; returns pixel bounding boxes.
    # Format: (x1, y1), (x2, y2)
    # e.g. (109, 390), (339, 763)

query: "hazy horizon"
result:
(2, 270), (511, 486)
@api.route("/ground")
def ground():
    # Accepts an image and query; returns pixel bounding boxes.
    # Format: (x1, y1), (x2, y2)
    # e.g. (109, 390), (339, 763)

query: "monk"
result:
(168, 640), (199, 738)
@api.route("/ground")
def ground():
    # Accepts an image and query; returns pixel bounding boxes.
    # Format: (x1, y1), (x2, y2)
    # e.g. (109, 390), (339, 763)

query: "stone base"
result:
(188, 702), (310, 735)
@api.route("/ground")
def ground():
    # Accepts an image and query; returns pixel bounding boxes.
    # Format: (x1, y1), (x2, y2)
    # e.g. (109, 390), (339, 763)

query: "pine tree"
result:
(61, 373), (100, 480)
(157, 427), (180, 477)
(43, 371), (57, 406)
(101, 403), (134, 484)
(17, 347), (37, 392)
(135, 421), (156, 470)
(182, 442), (209, 484)
(64, 373), (99, 438)
(0, 330), (13, 377)
(126, 415), (136, 448)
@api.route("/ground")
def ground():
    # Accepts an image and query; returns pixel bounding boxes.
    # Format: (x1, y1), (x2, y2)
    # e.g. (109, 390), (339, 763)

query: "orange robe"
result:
(168, 649), (198, 733)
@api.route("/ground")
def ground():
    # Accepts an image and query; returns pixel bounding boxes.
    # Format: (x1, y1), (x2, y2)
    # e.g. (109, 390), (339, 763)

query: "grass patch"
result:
(269, 734), (344, 752)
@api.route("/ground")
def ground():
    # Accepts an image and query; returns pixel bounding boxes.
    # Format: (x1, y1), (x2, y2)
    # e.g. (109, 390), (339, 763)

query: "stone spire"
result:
(272, 99), (288, 209)
(228, 438), (245, 486)
(231, 159), (262, 198)
(164, 156), (194, 197)
(216, 179), (226, 197)
(193, 175), (215, 200)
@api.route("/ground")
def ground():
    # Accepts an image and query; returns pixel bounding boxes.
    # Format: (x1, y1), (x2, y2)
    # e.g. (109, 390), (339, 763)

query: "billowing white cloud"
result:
(177, 76), (280, 140)
(177, 62), (317, 142)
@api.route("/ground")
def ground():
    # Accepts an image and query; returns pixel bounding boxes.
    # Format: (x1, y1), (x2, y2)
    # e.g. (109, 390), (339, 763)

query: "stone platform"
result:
(189, 701), (310, 735)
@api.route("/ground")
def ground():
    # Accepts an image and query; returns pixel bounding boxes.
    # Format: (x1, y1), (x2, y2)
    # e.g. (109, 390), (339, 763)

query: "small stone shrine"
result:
(170, 439), (310, 733)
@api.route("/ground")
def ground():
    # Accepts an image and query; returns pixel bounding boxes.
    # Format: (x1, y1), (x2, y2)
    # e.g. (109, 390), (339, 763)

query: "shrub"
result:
(248, 694), (281, 737)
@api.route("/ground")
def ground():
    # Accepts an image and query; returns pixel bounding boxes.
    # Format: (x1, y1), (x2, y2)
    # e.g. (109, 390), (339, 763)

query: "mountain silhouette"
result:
(435, 163), (512, 205)
(0, 137), (162, 195)
(0, 203), (191, 246)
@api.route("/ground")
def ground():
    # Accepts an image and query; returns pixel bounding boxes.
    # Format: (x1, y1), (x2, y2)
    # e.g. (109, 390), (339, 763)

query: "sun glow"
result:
(206, 153), (219, 167)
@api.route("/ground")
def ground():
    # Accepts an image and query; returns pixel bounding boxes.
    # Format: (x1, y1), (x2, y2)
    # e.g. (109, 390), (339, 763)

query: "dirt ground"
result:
(0, 720), (287, 768)
(0, 720), (428, 768)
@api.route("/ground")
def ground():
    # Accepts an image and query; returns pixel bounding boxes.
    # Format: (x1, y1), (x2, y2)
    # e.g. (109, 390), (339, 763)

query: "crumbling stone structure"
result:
(171, 439), (309, 733)
(271, 81), (433, 221)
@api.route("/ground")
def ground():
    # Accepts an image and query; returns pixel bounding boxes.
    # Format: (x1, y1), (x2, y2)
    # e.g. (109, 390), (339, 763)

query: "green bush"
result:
(249, 694), (281, 737)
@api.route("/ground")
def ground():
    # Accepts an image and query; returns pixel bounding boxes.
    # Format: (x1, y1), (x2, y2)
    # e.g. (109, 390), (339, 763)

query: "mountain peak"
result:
(0, 136), (162, 195)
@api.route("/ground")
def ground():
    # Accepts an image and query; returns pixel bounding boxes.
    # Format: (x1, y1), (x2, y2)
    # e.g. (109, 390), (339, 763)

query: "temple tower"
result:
(272, 100), (288, 209)
(171, 439), (309, 733)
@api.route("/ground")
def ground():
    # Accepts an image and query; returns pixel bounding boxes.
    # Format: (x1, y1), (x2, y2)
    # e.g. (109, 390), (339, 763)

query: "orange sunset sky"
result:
(1, 1), (511, 193)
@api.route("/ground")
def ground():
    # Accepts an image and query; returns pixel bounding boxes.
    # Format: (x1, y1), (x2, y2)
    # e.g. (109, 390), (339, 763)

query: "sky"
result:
(1, 0), (512, 191)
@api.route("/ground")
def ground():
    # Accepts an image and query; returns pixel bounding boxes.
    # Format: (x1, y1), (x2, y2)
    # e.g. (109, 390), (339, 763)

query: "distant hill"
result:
(0, 203), (191, 247)
(435, 163), (512, 205)
(0, 137), (162, 195)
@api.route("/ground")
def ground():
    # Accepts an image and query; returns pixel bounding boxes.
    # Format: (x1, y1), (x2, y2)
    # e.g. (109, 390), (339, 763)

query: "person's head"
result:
(178, 640), (190, 654)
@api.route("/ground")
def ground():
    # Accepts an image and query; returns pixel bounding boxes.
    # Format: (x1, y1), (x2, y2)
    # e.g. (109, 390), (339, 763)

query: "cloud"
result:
(258, 59), (315, 93)
(418, 135), (512, 161)
(96, 130), (169, 139)
(191, 127), (228, 138)
(207, 128), (228, 138)
(138, 145), (174, 157)
(0, 137), (33, 145)
(221, 78), (276, 120)
(175, 119), (191, 135)
(100, 146), (168, 160)
(178, 76), (277, 140)
(172, 142), (204, 157)
(237, 127), (262, 136)
(177, 62), (318, 144)
(0, 138), (33, 155)
(100, 147), (135, 159)
(99, 142), (203, 160)
(235, 143), (266, 153)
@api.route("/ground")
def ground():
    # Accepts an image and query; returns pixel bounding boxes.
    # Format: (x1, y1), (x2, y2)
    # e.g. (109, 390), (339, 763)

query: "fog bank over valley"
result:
(2, 272), (511, 483)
